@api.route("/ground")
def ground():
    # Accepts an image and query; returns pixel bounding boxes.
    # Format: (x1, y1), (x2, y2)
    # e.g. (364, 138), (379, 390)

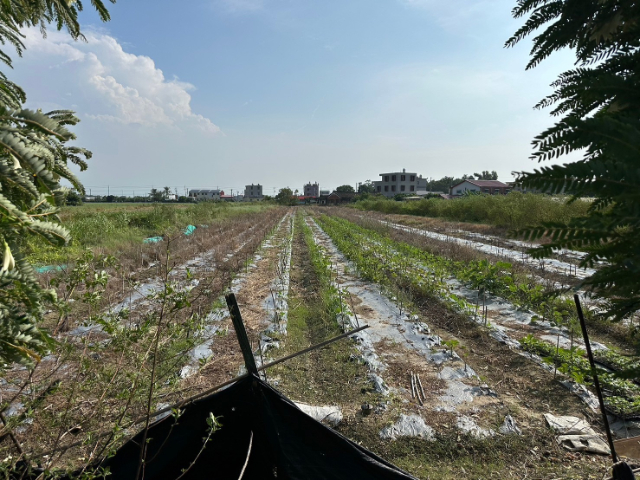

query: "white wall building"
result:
(373, 169), (427, 198)
(244, 184), (264, 201)
(303, 182), (320, 197)
(188, 189), (223, 201)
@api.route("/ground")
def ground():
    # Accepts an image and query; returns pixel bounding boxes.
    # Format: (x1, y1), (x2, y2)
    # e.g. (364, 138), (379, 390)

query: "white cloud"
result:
(20, 29), (221, 136)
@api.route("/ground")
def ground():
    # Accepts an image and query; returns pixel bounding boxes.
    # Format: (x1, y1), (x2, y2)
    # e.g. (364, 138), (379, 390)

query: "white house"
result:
(244, 184), (264, 201)
(188, 189), (223, 201)
(303, 182), (320, 197)
(373, 169), (428, 198)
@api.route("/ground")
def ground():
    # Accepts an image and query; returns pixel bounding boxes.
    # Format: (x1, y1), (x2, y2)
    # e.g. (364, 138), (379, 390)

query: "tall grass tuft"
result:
(355, 193), (590, 229)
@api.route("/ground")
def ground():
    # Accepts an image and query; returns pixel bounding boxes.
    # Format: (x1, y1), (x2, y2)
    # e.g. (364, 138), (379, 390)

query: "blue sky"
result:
(9, 0), (576, 196)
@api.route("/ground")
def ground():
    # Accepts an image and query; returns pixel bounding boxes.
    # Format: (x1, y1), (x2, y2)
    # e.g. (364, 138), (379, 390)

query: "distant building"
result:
(166, 194), (177, 201)
(507, 181), (565, 194)
(304, 182), (320, 197)
(320, 189), (331, 196)
(327, 191), (356, 205)
(373, 169), (427, 198)
(449, 180), (510, 196)
(244, 184), (264, 201)
(297, 196), (319, 205)
(189, 189), (223, 201)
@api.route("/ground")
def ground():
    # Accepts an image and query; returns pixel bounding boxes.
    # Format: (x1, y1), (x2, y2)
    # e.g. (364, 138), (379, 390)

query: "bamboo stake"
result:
(417, 374), (426, 401)
(414, 373), (424, 406)
(410, 373), (416, 399)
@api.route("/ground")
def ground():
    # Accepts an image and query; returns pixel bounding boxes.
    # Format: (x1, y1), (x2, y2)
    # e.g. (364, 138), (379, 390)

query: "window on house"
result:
(377, 186), (381, 192)
(401, 185), (405, 191)
(391, 185), (396, 192)
(401, 175), (405, 181)
(410, 185), (415, 191)
(456, 189), (461, 194)
(384, 186), (389, 192)
(384, 176), (389, 182)
(410, 175), (415, 181)
(391, 175), (396, 181)
(505, 189), (510, 194)
(483, 189), (490, 193)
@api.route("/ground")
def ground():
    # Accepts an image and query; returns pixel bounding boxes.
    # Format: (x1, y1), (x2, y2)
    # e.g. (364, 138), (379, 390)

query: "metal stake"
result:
(574, 294), (618, 462)
(226, 293), (258, 375)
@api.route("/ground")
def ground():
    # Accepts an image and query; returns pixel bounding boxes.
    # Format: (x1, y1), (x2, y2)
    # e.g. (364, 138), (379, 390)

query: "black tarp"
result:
(98, 374), (417, 479)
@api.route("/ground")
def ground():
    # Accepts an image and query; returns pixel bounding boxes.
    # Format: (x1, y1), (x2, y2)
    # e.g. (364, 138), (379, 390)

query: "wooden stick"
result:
(414, 373), (424, 406)
(410, 373), (416, 399)
(417, 374), (426, 401)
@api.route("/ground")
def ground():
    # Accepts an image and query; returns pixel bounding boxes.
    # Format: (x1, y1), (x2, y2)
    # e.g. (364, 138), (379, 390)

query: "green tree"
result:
(336, 184), (355, 193)
(426, 174), (474, 192)
(65, 190), (83, 206)
(357, 180), (375, 194)
(149, 188), (163, 202)
(474, 170), (498, 180)
(507, 1), (640, 320)
(163, 186), (171, 199)
(275, 187), (296, 205)
(0, 0), (115, 364)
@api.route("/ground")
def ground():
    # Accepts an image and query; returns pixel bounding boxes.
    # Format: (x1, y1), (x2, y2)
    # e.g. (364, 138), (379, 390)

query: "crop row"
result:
(317, 214), (577, 328)
(520, 335), (640, 417)
(314, 213), (639, 416)
(302, 216), (350, 324)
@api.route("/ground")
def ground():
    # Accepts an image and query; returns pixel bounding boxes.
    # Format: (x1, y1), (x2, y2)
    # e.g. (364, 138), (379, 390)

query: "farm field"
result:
(1, 203), (633, 478)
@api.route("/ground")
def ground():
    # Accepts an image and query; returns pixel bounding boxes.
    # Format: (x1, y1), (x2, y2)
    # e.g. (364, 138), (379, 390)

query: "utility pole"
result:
(108, 185), (110, 196)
